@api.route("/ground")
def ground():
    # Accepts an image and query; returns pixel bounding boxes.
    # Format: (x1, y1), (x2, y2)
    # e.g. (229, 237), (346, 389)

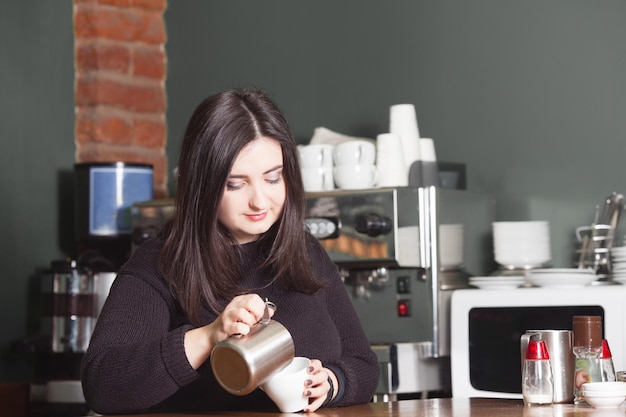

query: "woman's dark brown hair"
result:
(159, 89), (320, 324)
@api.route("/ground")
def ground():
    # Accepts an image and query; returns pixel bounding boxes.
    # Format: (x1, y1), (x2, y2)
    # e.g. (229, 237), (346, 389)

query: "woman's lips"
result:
(246, 212), (267, 221)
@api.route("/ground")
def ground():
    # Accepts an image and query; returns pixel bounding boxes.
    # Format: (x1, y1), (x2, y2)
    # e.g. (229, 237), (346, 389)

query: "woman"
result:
(81, 89), (379, 414)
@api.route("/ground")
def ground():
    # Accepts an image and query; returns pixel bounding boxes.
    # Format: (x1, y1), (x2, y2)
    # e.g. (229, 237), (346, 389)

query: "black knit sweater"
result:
(81, 237), (379, 414)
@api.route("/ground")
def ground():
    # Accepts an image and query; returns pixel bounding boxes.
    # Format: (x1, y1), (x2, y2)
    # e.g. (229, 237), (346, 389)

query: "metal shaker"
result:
(210, 302), (295, 396)
(520, 329), (574, 404)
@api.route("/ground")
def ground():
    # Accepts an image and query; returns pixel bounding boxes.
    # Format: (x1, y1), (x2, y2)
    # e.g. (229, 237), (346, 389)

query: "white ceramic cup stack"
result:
(611, 245), (626, 282)
(389, 104), (421, 171)
(298, 144), (334, 192)
(492, 221), (551, 268)
(376, 133), (407, 187)
(333, 140), (377, 190)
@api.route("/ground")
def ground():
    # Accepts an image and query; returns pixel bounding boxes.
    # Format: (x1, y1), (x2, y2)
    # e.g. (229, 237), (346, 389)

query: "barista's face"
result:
(218, 137), (286, 244)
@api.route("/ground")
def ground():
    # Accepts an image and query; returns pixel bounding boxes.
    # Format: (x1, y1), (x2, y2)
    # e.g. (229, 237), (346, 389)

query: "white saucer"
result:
(526, 268), (598, 288)
(469, 276), (524, 290)
(530, 268), (595, 274)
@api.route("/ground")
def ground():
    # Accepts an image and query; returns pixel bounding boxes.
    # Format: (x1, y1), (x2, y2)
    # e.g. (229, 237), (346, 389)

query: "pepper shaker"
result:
(600, 339), (617, 382)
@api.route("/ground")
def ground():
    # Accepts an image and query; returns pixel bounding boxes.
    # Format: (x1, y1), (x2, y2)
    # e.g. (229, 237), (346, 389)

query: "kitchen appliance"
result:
(450, 285), (626, 399)
(16, 261), (116, 417)
(304, 186), (495, 400)
(23, 161), (152, 416)
(74, 162), (154, 271)
(126, 187), (495, 400)
(12, 162), (153, 417)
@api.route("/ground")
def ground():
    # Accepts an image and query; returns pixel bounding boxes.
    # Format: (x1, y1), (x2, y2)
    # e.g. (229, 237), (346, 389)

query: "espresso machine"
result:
(125, 186), (495, 400)
(304, 186), (494, 400)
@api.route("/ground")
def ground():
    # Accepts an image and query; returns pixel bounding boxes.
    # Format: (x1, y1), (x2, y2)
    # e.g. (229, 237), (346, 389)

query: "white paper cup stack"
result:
(389, 104), (421, 170)
(376, 133), (407, 187)
(419, 138), (437, 162)
(408, 138), (439, 187)
(492, 221), (551, 268)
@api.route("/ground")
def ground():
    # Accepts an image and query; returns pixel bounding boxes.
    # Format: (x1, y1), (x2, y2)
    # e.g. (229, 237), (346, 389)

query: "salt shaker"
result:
(522, 337), (553, 406)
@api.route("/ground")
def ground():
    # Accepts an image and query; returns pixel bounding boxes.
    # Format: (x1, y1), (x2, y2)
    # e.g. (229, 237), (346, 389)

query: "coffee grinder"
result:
(17, 162), (154, 416)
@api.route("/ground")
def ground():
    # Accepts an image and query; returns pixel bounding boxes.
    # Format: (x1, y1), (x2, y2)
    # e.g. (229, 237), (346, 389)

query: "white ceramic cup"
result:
(301, 167), (334, 192)
(334, 165), (377, 190)
(332, 140), (376, 166)
(261, 356), (311, 413)
(298, 144), (334, 169)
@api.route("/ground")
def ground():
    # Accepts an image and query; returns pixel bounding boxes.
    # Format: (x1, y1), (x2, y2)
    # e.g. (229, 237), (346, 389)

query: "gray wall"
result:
(165, 0), (626, 271)
(0, 2), (75, 381)
(2, 0), (626, 382)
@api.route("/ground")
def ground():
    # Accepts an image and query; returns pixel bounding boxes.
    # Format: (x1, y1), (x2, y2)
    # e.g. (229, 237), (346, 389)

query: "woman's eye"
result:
(266, 174), (283, 185)
(226, 181), (244, 191)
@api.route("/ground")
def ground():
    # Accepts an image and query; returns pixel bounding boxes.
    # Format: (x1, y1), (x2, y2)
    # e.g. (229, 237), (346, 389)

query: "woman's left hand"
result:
(303, 359), (338, 413)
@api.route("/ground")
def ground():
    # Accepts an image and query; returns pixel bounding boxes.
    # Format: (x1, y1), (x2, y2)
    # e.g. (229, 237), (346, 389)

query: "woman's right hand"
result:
(210, 294), (273, 344)
(184, 294), (272, 369)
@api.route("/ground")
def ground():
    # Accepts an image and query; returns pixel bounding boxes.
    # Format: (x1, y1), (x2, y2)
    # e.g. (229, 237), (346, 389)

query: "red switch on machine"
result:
(397, 300), (411, 317)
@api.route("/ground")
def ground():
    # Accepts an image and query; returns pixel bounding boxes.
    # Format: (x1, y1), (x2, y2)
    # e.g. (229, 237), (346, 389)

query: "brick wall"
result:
(74, 0), (168, 198)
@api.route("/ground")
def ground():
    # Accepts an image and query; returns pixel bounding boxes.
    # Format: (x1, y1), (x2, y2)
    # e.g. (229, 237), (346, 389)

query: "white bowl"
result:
(526, 275), (597, 288)
(584, 390), (626, 397)
(495, 257), (551, 269)
(583, 382), (626, 392)
(583, 393), (626, 409)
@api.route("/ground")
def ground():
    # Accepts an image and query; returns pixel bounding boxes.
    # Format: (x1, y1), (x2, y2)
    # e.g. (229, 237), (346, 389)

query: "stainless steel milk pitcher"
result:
(210, 300), (295, 395)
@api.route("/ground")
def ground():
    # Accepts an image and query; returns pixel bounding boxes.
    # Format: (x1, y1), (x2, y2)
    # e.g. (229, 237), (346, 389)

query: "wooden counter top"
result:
(102, 397), (626, 417)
